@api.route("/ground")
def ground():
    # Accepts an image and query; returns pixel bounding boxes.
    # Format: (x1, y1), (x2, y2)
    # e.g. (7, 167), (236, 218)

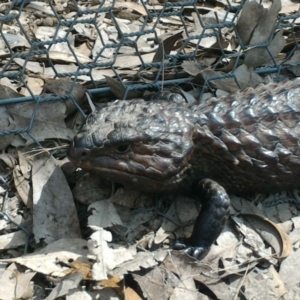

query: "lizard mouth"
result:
(67, 146), (189, 192)
(84, 165), (174, 191)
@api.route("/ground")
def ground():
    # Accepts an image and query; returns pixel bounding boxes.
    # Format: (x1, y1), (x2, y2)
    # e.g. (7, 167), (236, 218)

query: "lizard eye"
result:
(115, 144), (131, 154)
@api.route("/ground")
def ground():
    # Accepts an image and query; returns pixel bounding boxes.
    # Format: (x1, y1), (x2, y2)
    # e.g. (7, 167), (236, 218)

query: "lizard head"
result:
(68, 100), (198, 191)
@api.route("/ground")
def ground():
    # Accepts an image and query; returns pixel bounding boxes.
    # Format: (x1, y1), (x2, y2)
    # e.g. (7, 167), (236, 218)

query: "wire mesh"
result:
(0, 0), (299, 140)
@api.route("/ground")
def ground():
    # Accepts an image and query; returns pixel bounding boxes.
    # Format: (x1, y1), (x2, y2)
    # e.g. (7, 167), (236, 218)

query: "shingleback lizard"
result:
(67, 79), (300, 258)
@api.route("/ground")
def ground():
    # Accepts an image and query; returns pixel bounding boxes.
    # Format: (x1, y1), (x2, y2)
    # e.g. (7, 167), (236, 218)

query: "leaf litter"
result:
(0, 0), (300, 299)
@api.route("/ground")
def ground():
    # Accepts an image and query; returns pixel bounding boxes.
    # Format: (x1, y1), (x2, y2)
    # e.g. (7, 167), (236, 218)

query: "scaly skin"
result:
(68, 79), (300, 258)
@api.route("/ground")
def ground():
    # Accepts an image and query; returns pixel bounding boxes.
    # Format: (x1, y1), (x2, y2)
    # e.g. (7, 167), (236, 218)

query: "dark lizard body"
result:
(68, 79), (300, 257)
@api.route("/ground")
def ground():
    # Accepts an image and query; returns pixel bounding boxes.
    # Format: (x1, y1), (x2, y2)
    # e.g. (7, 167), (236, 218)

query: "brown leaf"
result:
(249, 0), (281, 46)
(7, 100), (75, 145)
(0, 84), (22, 100)
(133, 266), (180, 299)
(68, 261), (92, 279)
(244, 30), (286, 68)
(105, 76), (143, 99)
(153, 31), (183, 62)
(124, 287), (142, 300)
(242, 213), (292, 258)
(13, 166), (31, 207)
(236, 0), (265, 46)
(0, 107), (15, 149)
(99, 276), (122, 288)
(72, 173), (111, 205)
(115, 2), (147, 16)
(43, 79), (87, 115)
(191, 65), (264, 94)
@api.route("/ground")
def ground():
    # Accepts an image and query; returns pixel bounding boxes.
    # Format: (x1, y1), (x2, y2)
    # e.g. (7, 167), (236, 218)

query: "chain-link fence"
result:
(0, 0), (299, 142)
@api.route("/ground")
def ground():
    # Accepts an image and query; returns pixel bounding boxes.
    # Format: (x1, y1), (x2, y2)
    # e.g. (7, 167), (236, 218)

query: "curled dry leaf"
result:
(241, 213), (292, 258)
(248, 0), (281, 46)
(232, 215), (277, 264)
(115, 1), (147, 16)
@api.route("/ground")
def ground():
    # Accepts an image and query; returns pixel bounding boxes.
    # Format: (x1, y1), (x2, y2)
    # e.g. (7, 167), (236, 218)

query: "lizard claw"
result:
(173, 239), (209, 259)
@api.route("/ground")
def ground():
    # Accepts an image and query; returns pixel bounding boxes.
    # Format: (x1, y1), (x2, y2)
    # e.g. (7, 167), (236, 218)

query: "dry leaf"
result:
(243, 213), (292, 258)
(133, 266), (180, 299)
(88, 200), (123, 229)
(0, 238), (90, 277)
(45, 272), (84, 300)
(99, 276), (122, 288)
(279, 245), (300, 298)
(244, 30), (286, 68)
(0, 263), (35, 300)
(13, 166), (31, 207)
(32, 152), (81, 243)
(153, 31), (183, 62)
(105, 76), (143, 99)
(0, 231), (29, 250)
(236, 0), (265, 46)
(7, 101), (75, 145)
(88, 229), (135, 280)
(124, 287), (142, 300)
(43, 79), (87, 115)
(72, 173), (111, 205)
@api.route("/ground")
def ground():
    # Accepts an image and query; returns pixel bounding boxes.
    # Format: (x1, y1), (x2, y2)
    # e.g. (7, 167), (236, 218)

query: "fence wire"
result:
(0, 0), (299, 141)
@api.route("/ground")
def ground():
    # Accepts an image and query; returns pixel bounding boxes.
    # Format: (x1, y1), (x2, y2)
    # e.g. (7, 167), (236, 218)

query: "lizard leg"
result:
(173, 179), (230, 259)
